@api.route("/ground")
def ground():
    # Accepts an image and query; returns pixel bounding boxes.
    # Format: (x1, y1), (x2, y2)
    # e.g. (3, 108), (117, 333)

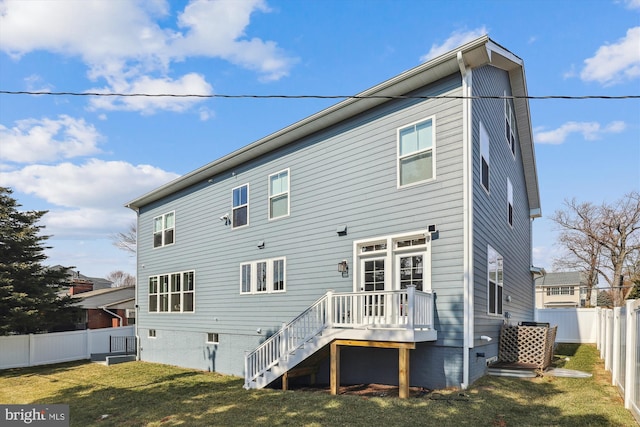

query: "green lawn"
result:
(0, 344), (635, 426)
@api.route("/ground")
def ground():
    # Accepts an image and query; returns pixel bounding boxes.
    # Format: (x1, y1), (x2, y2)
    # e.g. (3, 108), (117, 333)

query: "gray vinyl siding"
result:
(469, 65), (534, 383)
(136, 73), (467, 377)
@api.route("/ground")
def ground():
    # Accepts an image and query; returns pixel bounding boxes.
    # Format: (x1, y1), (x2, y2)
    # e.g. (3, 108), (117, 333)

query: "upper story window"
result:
(487, 245), (503, 316)
(240, 257), (286, 294)
(269, 169), (289, 219)
(153, 212), (175, 248)
(232, 184), (249, 228)
(149, 270), (194, 313)
(505, 96), (516, 157)
(507, 178), (513, 227)
(397, 117), (435, 187)
(480, 121), (490, 193)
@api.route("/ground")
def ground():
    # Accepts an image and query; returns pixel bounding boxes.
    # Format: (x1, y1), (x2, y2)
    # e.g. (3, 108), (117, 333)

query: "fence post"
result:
(624, 299), (636, 410)
(611, 307), (621, 386)
(28, 334), (35, 367)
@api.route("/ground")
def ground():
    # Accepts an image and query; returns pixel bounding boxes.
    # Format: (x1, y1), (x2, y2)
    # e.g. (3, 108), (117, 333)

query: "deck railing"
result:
(244, 286), (433, 388)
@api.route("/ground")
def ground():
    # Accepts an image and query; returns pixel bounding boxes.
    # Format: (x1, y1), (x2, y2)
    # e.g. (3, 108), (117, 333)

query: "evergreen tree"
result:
(0, 187), (80, 335)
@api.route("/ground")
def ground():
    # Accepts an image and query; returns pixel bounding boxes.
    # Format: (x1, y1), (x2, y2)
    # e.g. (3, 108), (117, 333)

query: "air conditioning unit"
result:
(126, 308), (136, 318)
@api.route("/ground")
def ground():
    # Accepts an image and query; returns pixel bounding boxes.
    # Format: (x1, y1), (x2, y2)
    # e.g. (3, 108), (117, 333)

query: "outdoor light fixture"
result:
(257, 240), (265, 249)
(336, 225), (347, 236)
(338, 260), (348, 277)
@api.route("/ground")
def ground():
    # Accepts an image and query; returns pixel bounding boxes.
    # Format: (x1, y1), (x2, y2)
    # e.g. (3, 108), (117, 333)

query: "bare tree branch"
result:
(551, 191), (640, 306)
(110, 222), (137, 255)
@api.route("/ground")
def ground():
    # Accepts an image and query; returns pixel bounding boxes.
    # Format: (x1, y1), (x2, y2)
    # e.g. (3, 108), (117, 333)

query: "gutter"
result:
(458, 51), (473, 390)
(101, 306), (123, 327)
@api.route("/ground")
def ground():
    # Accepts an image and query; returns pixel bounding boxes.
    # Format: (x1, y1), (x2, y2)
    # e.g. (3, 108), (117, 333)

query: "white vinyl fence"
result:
(537, 300), (640, 422)
(0, 326), (135, 370)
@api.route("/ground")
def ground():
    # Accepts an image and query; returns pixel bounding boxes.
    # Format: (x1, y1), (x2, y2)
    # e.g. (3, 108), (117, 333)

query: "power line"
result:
(0, 90), (638, 100)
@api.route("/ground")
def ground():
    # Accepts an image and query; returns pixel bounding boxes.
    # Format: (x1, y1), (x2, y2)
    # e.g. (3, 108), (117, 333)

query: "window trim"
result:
(148, 270), (195, 313)
(504, 94), (516, 158)
(239, 257), (287, 294)
(353, 229), (432, 293)
(507, 178), (513, 227)
(397, 116), (437, 188)
(480, 121), (490, 194)
(487, 245), (503, 316)
(206, 332), (219, 344)
(153, 211), (175, 248)
(268, 169), (290, 220)
(231, 183), (249, 229)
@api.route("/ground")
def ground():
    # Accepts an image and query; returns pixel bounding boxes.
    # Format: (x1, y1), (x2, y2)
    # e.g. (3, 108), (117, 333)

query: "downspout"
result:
(125, 205), (141, 361)
(101, 306), (123, 327)
(457, 51), (473, 389)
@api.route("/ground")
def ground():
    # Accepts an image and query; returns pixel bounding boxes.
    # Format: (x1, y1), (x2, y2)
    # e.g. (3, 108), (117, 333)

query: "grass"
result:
(0, 344), (636, 426)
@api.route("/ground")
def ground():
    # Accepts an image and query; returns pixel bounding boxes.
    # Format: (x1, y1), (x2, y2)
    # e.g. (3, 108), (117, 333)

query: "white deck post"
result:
(326, 290), (334, 328)
(243, 350), (250, 389)
(280, 322), (288, 361)
(406, 285), (415, 330)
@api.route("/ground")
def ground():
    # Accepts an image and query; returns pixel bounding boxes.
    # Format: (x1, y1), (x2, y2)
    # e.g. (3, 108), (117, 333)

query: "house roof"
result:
(535, 271), (588, 287)
(126, 35), (541, 217)
(71, 285), (135, 309)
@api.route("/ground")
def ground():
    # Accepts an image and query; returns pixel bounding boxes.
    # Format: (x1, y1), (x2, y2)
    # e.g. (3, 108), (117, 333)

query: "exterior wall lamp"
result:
(338, 260), (348, 277)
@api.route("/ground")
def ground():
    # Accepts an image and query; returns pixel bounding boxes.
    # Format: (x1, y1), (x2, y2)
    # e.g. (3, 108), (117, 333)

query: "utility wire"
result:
(0, 90), (638, 100)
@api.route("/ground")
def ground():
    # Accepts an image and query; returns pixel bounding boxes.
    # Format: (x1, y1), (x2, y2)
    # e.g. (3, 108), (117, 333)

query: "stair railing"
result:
(244, 292), (330, 388)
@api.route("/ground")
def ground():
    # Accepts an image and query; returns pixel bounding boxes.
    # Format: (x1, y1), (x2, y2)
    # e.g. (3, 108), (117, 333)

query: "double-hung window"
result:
(505, 96), (516, 157)
(398, 117), (435, 187)
(148, 270), (195, 313)
(232, 184), (249, 228)
(480, 121), (490, 193)
(240, 258), (286, 294)
(487, 245), (503, 316)
(153, 212), (175, 248)
(269, 169), (289, 219)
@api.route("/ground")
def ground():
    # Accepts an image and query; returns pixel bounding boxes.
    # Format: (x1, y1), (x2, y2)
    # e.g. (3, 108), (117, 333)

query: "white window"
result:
(148, 270), (195, 313)
(269, 169), (289, 219)
(153, 212), (175, 248)
(355, 230), (432, 293)
(487, 245), (503, 316)
(232, 184), (249, 228)
(507, 178), (513, 227)
(505, 95), (516, 157)
(207, 333), (219, 344)
(480, 121), (490, 192)
(398, 117), (435, 187)
(240, 258), (286, 294)
(148, 329), (156, 338)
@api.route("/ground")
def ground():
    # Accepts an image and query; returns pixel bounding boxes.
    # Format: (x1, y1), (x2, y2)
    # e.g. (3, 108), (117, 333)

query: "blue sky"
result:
(1, 0), (639, 279)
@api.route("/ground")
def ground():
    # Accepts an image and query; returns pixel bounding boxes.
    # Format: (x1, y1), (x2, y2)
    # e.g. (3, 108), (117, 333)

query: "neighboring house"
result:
(535, 271), (597, 308)
(126, 35), (541, 391)
(51, 266), (114, 292)
(71, 286), (136, 329)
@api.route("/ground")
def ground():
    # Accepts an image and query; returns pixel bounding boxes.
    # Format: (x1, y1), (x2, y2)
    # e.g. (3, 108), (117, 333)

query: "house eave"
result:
(126, 35), (540, 213)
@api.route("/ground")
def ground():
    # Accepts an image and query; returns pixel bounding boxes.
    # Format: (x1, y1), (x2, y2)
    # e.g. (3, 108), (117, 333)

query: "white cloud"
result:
(2, 159), (179, 210)
(3, 158), (179, 238)
(0, 115), (103, 163)
(534, 121), (626, 144)
(0, 0), (297, 113)
(619, 0), (640, 10)
(87, 73), (213, 115)
(420, 27), (488, 62)
(580, 27), (640, 86)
